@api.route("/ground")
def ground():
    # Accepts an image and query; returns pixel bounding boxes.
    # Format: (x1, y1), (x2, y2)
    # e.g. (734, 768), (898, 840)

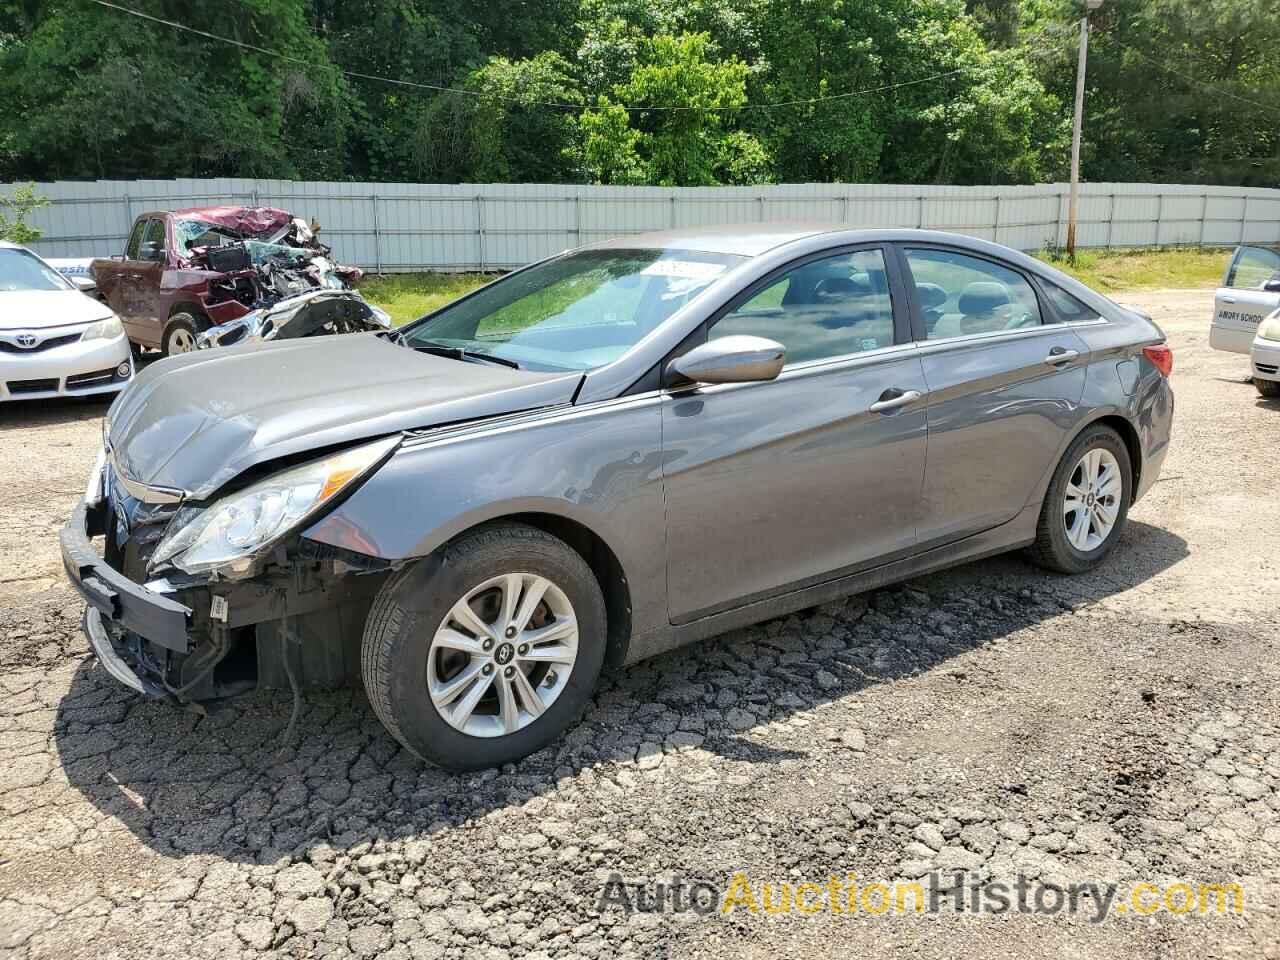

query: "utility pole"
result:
(1067, 0), (1103, 259)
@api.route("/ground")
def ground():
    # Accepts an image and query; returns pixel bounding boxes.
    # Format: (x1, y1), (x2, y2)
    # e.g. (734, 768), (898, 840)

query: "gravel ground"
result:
(0, 288), (1277, 959)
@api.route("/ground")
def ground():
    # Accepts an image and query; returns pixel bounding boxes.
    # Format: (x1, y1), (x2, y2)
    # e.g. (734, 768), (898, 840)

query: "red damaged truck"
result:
(92, 206), (366, 356)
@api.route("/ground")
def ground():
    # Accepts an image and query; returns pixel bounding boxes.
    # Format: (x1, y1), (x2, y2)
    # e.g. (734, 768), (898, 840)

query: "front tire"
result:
(361, 523), (607, 770)
(1027, 424), (1132, 574)
(1256, 377), (1280, 399)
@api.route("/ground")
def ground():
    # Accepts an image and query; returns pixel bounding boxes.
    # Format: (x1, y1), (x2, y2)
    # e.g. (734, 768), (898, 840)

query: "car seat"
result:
(915, 282), (948, 332)
(957, 281), (1013, 334)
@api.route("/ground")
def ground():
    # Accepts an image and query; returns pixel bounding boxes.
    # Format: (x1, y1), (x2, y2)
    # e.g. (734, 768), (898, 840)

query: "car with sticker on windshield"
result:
(0, 240), (133, 402)
(62, 225), (1174, 770)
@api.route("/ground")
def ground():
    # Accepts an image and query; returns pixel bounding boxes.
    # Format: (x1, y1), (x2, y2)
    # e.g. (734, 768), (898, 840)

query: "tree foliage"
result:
(0, 183), (48, 243)
(0, 0), (1275, 187)
(581, 33), (767, 186)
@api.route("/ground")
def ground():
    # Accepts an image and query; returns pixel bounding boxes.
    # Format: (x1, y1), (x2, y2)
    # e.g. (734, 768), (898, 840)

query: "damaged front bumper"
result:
(61, 498), (195, 698)
(61, 492), (389, 702)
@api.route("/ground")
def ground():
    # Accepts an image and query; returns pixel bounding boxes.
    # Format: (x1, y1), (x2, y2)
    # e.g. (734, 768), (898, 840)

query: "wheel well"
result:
(1091, 414), (1142, 499)
(488, 513), (632, 667)
(167, 303), (209, 325)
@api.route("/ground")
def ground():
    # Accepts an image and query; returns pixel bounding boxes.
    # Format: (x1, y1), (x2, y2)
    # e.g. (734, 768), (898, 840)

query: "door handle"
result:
(1043, 347), (1080, 366)
(1221, 296), (1237, 304)
(869, 389), (922, 413)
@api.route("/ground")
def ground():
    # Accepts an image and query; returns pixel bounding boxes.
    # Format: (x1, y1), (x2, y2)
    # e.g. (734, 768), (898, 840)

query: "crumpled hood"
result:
(0, 290), (114, 331)
(107, 334), (581, 499)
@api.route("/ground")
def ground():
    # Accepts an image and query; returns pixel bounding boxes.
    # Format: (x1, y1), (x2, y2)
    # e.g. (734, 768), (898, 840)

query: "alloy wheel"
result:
(426, 573), (579, 738)
(168, 328), (196, 354)
(1063, 447), (1122, 552)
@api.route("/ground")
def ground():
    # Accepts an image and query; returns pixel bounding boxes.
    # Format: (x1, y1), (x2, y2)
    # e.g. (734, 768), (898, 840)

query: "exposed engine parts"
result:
(174, 206), (364, 313)
(196, 289), (392, 350)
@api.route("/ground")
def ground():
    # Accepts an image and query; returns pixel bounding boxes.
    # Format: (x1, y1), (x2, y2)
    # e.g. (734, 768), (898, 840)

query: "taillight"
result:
(1143, 344), (1173, 377)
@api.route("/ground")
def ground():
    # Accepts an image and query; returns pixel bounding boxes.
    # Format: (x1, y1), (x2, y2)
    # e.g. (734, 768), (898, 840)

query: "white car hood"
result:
(0, 290), (114, 331)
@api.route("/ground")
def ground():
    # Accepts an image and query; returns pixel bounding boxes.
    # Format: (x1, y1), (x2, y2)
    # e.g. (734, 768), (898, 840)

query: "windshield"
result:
(0, 249), (72, 292)
(174, 218), (244, 254)
(402, 248), (743, 371)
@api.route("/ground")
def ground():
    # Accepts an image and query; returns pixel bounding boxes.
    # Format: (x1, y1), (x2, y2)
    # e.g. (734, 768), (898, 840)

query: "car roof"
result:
(0, 239), (24, 250)
(589, 223), (837, 258)
(587, 224), (1045, 262)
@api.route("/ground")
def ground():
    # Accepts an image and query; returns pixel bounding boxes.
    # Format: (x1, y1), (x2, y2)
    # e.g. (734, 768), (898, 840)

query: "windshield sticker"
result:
(641, 259), (728, 281)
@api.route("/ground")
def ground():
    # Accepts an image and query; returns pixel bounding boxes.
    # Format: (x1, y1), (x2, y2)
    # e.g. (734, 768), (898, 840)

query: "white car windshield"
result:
(0, 249), (72, 292)
(402, 248), (743, 371)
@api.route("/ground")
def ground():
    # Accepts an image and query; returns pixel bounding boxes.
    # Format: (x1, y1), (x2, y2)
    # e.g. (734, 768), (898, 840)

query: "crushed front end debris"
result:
(197, 289), (392, 350)
(172, 206), (363, 309)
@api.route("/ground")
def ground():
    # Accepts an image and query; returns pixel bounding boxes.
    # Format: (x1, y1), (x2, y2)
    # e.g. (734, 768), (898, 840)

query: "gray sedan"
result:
(61, 226), (1174, 769)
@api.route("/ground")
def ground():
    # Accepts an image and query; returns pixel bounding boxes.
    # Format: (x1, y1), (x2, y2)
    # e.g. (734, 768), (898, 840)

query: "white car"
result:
(0, 241), (133, 402)
(1211, 244), (1280, 355)
(1252, 309), (1280, 399)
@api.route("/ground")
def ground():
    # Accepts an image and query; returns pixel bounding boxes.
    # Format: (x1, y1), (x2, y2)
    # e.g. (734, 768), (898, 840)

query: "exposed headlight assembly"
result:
(1257, 311), (1280, 342)
(150, 436), (398, 577)
(81, 314), (123, 341)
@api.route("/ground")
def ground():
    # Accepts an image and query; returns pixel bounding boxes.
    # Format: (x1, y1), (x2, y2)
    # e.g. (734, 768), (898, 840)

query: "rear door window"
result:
(903, 248), (1043, 339)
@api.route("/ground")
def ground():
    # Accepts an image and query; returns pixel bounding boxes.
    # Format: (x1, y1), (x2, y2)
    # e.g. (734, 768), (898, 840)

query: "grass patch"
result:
(1034, 247), (1227, 293)
(359, 272), (491, 326)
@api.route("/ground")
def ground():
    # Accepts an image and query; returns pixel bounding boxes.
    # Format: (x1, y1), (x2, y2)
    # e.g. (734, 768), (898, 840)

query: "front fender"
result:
(303, 395), (670, 637)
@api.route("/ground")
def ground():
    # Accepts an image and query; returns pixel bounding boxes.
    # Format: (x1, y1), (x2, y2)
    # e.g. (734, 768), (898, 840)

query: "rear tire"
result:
(361, 523), (607, 770)
(1256, 377), (1280, 399)
(1027, 424), (1132, 574)
(162, 312), (202, 356)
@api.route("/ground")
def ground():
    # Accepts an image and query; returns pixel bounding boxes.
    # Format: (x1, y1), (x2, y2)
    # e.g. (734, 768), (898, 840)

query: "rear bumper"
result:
(1133, 375), (1173, 505)
(1, 334), (133, 401)
(1251, 337), (1280, 382)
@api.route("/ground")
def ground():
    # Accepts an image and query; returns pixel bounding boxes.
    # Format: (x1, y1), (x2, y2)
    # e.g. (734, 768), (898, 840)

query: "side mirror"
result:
(1263, 277), (1280, 294)
(669, 335), (786, 386)
(139, 242), (165, 262)
(69, 275), (96, 293)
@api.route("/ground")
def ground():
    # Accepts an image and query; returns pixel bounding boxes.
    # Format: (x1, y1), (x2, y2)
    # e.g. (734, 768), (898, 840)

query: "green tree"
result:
(0, 0), (350, 180)
(579, 32), (768, 186)
(0, 183), (48, 244)
(1032, 0), (1280, 185)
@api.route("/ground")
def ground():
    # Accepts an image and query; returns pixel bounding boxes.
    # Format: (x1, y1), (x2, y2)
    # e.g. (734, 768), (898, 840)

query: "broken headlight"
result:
(150, 437), (398, 576)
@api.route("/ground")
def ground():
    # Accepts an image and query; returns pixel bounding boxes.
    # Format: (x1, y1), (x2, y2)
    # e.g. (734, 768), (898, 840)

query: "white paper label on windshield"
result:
(641, 259), (727, 280)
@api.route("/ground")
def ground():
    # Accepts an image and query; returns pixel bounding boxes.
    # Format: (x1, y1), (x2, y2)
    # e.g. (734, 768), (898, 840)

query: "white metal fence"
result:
(13, 178), (1280, 272)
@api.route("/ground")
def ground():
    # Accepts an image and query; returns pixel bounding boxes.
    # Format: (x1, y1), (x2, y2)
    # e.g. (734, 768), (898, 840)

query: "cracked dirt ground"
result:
(1, 288), (1277, 959)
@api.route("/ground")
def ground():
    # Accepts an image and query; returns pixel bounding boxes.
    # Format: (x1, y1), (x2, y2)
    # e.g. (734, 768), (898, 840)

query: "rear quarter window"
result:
(1040, 281), (1101, 323)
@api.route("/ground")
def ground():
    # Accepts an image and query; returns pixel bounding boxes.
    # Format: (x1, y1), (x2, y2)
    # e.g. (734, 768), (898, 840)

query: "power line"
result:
(90, 0), (984, 112)
(1110, 41), (1280, 117)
